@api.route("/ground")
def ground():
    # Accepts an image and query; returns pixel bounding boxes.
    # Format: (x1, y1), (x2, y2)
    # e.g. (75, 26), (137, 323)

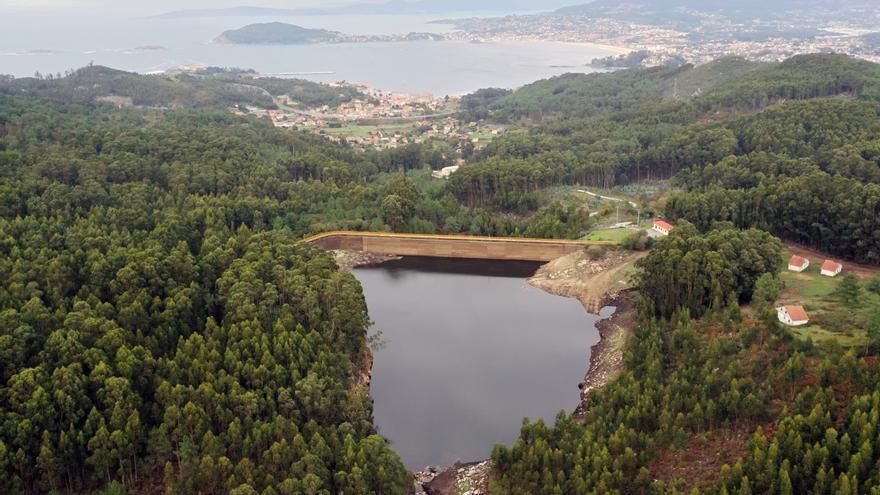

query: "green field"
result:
(468, 131), (496, 141)
(777, 251), (879, 348)
(586, 227), (639, 242)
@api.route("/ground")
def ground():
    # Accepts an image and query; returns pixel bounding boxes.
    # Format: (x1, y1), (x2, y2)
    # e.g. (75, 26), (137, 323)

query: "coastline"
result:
(210, 34), (631, 56)
(496, 38), (632, 55)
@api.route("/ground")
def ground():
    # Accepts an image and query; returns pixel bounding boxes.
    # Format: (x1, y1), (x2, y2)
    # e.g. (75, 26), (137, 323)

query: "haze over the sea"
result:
(0, 11), (618, 95)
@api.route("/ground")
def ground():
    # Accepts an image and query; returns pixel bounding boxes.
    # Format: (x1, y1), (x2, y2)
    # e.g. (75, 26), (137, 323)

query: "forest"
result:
(448, 53), (880, 493)
(451, 54), (880, 262)
(0, 66), (605, 493)
(0, 96), (417, 494)
(4, 52), (880, 494)
(490, 226), (880, 494)
(0, 65), (366, 109)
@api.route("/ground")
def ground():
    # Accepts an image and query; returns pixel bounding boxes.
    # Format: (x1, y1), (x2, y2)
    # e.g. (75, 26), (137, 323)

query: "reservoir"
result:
(353, 257), (611, 470)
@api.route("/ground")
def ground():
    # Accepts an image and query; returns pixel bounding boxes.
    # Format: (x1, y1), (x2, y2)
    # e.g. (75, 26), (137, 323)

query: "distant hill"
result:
(344, 0), (581, 13)
(151, 6), (313, 19)
(557, 0), (878, 28)
(558, 0), (878, 22)
(216, 23), (344, 45)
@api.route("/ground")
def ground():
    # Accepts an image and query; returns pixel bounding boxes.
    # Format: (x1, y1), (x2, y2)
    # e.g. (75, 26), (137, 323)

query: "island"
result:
(214, 22), (446, 45)
(215, 22), (345, 44)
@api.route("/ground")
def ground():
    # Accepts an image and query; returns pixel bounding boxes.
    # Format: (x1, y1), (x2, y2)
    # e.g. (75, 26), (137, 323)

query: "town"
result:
(233, 82), (507, 152)
(437, 9), (880, 67)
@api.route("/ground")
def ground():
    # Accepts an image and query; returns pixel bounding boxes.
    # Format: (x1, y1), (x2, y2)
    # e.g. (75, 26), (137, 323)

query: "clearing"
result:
(585, 227), (641, 242)
(777, 245), (880, 348)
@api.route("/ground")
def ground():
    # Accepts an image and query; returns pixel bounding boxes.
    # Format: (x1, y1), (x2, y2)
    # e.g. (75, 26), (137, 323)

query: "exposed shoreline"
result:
(574, 292), (634, 418)
(333, 249), (401, 273)
(526, 250), (641, 413)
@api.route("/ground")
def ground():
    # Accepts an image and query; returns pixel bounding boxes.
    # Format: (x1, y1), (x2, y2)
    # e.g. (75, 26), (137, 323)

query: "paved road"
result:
(578, 189), (638, 208)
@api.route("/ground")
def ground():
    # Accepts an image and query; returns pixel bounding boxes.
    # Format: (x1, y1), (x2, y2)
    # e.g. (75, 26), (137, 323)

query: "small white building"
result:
(820, 260), (843, 277)
(777, 306), (810, 327)
(431, 165), (460, 180)
(652, 220), (674, 236)
(788, 255), (810, 272)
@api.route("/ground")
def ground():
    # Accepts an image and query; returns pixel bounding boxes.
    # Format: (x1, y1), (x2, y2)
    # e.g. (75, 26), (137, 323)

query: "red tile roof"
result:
(821, 260), (842, 272)
(785, 305), (809, 322)
(654, 220), (674, 231)
(789, 255), (808, 268)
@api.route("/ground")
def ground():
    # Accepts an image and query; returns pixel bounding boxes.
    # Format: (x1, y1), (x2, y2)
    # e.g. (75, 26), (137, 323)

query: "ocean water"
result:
(0, 12), (616, 95)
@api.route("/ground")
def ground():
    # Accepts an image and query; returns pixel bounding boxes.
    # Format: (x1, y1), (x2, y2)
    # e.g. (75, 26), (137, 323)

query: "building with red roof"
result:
(776, 305), (810, 326)
(788, 255), (810, 272)
(652, 220), (674, 236)
(820, 260), (843, 277)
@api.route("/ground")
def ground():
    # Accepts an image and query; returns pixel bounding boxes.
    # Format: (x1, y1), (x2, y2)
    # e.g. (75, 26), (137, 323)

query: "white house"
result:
(431, 165), (460, 180)
(820, 260), (843, 277)
(652, 220), (674, 236)
(776, 306), (810, 327)
(788, 255), (810, 272)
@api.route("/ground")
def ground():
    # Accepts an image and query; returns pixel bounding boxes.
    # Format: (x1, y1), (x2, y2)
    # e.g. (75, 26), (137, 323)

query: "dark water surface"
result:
(353, 257), (612, 470)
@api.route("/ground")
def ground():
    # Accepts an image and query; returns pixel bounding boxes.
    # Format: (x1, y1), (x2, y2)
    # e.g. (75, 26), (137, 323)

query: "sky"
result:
(0, 0), (575, 17)
(0, 0), (368, 15)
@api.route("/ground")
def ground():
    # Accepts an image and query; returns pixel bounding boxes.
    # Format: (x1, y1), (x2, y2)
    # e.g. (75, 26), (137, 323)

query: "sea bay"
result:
(0, 12), (617, 95)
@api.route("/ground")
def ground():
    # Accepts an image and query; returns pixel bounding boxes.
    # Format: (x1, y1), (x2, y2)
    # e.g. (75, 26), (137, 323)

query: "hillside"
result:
(558, 0), (878, 22)
(474, 54), (877, 121)
(471, 57), (765, 121)
(464, 54), (880, 495)
(453, 54), (880, 263)
(0, 65), (366, 109)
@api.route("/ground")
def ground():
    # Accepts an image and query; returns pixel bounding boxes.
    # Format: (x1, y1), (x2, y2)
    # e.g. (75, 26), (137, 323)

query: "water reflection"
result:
(354, 257), (609, 470)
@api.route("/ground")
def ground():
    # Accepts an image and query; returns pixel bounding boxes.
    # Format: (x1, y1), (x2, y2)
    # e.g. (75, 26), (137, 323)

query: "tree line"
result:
(491, 226), (880, 494)
(449, 54), (877, 198)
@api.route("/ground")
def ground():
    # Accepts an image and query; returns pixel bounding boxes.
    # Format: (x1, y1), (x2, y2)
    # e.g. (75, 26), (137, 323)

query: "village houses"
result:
(777, 305), (810, 326)
(788, 255), (810, 272)
(652, 220), (674, 236)
(821, 260), (843, 277)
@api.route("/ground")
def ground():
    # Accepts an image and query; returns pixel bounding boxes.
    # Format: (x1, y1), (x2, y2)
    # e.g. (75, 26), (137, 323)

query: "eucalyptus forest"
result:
(3, 52), (880, 494)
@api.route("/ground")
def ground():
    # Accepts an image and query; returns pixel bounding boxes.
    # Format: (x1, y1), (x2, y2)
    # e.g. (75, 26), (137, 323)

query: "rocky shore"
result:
(574, 294), (635, 417)
(333, 249), (400, 272)
(527, 250), (643, 409)
(415, 461), (491, 495)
